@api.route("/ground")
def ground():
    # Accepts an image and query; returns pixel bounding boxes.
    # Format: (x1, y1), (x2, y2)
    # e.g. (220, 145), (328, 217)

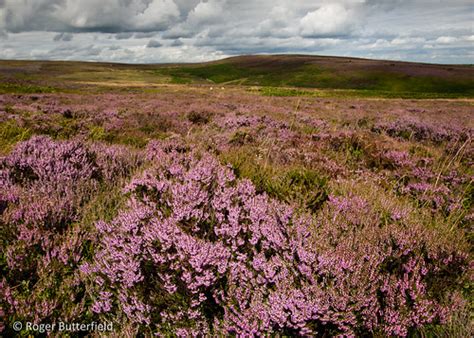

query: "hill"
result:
(0, 55), (473, 97)
(157, 55), (474, 95)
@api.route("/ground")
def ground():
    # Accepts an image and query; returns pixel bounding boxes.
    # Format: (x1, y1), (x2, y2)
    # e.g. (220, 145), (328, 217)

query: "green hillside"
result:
(156, 55), (474, 95)
(0, 54), (473, 98)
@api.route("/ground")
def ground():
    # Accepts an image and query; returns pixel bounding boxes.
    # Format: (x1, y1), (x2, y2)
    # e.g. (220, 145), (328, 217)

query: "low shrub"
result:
(79, 140), (470, 336)
(0, 137), (142, 332)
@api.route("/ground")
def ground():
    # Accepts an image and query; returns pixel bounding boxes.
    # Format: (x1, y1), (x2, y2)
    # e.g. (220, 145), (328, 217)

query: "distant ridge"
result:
(0, 54), (473, 96)
(155, 54), (474, 94)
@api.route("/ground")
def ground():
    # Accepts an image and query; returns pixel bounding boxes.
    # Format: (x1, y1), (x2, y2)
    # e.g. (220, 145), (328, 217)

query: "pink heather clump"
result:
(373, 117), (472, 143)
(383, 150), (415, 168)
(91, 291), (113, 314)
(371, 146), (469, 214)
(0, 136), (141, 324)
(402, 182), (452, 211)
(215, 113), (297, 145)
(1, 136), (102, 268)
(315, 195), (470, 336)
(82, 140), (469, 336)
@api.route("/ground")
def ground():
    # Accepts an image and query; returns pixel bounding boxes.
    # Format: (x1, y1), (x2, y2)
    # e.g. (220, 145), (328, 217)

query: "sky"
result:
(0, 0), (473, 64)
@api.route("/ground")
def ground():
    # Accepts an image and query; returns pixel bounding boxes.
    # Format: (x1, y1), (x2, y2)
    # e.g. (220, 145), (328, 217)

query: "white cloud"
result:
(435, 36), (458, 44)
(132, 0), (180, 30)
(187, 0), (226, 25)
(391, 37), (425, 45)
(300, 4), (355, 37)
(255, 6), (299, 38)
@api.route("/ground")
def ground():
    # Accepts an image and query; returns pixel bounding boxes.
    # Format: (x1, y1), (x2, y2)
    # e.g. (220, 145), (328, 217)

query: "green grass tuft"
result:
(221, 149), (329, 212)
(0, 119), (32, 154)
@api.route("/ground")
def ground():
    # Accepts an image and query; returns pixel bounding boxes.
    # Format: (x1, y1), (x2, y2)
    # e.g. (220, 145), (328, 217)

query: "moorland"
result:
(1, 55), (473, 336)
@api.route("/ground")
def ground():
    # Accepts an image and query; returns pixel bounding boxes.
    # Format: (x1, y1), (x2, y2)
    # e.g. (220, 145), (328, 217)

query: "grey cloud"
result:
(134, 32), (157, 39)
(161, 28), (196, 39)
(114, 32), (158, 40)
(168, 39), (183, 46)
(1, 0), (180, 33)
(115, 32), (134, 40)
(37, 43), (104, 60)
(53, 32), (73, 41)
(2, 0), (65, 32)
(146, 39), (162, 48)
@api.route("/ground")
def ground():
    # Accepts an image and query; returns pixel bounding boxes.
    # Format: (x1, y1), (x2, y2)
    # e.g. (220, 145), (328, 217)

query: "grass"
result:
(256, 86), (474, 99)
(0, 82), (57, 94)
(0, 120), (32, 154)
(161, 63), (269, 84)
(221, 147), (329, 212)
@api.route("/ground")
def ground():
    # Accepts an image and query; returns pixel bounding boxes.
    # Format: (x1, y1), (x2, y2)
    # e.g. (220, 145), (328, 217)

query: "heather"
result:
(0, 88), (473, 336)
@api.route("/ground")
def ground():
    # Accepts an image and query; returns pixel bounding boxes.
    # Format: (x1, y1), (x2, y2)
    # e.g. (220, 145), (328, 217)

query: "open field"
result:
(1, 56), (473, 336)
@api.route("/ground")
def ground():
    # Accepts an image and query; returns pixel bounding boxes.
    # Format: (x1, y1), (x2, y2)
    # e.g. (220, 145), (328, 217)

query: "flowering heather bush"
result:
(216, 113), (297, 145)
(1, 136), (141, 326)
(372, 117), (472, 144)
(314, 194), (469, 336)
(366, 147), (472, 214)
(80, 140), (469, 336)
(297, 116), (328, 131)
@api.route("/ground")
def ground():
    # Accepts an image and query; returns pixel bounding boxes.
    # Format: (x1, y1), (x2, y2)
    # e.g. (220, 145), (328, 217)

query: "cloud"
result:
(186, 0), (226, 26)
(169, 39), (183, 46)
(146, 39), (162, 48)
(1, 0), (180, 33)
(391, 37), (425, 46)
(134, 32), (157, 39)
(300, 4), (357, 37)
(254, 6), (299, 38)
(115, 32), (134, 40)
(130, 0), (180, 31)
(435, 36), (458, 44)
(53, 32), (73, 41)
(0, 0), (472, 64)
